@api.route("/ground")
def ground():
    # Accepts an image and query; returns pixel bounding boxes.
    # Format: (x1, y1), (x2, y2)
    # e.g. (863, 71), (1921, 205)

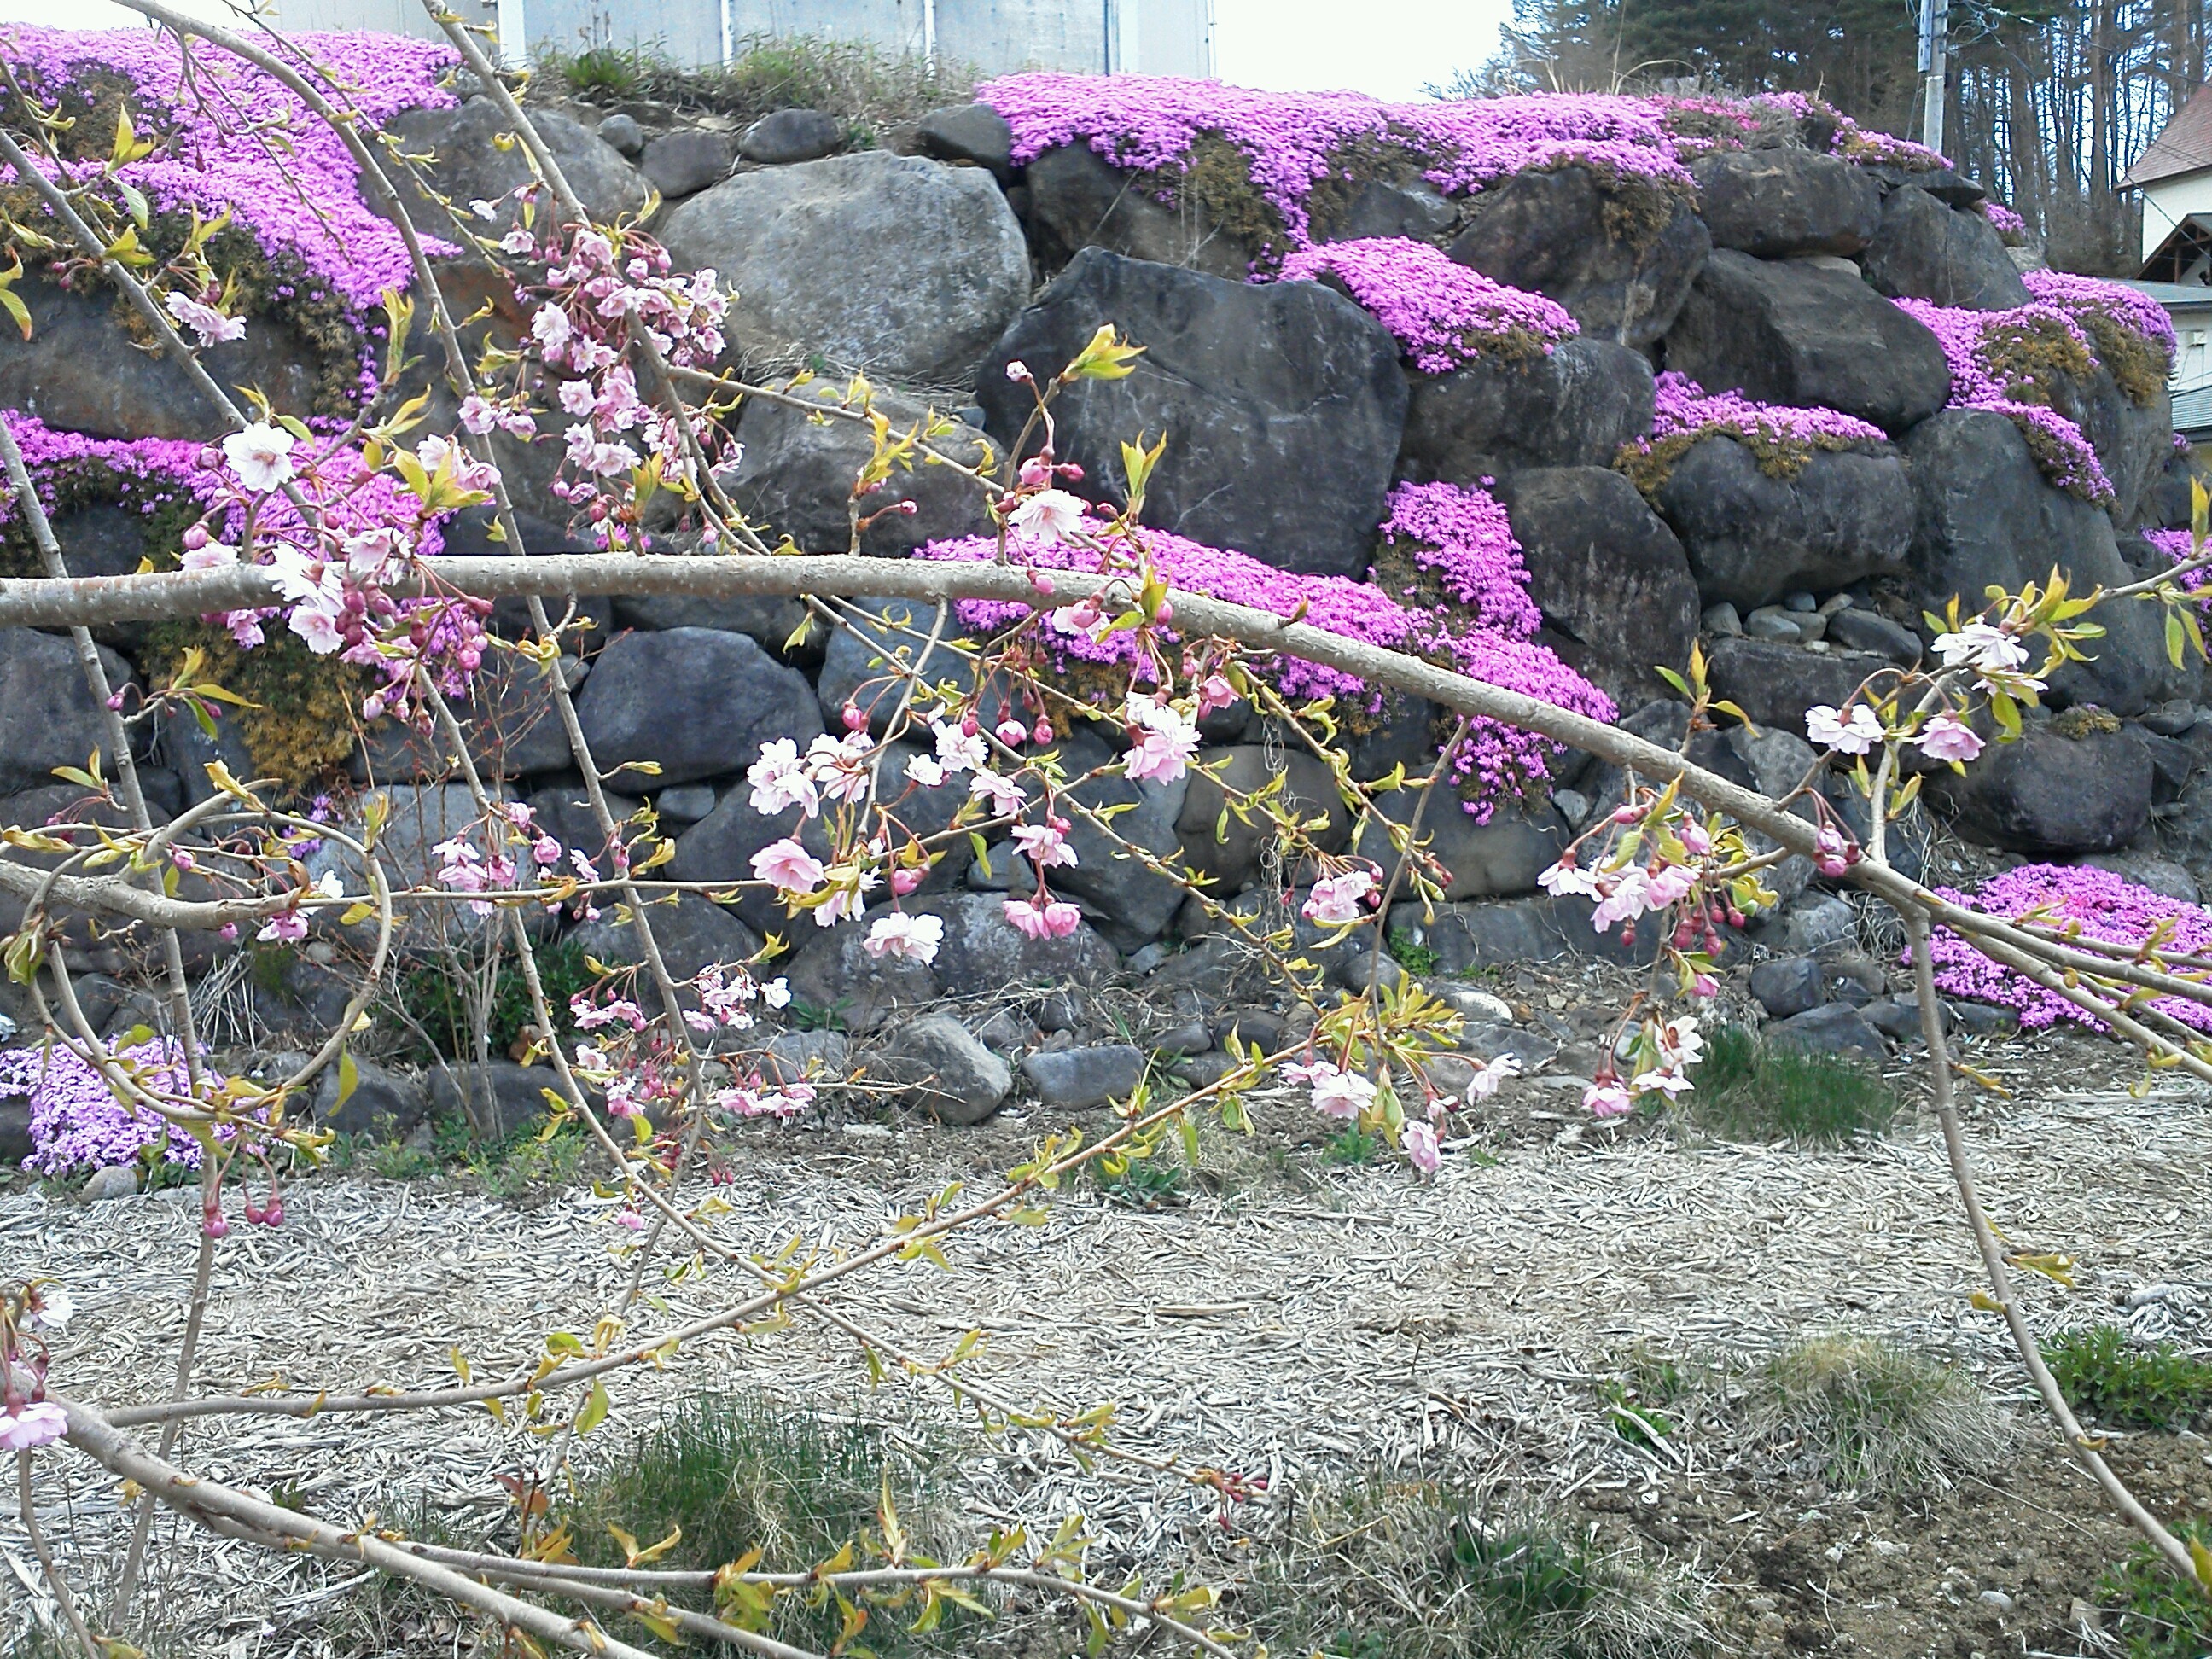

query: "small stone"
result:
(1784, 591), (1819, 613)
(640, 127), (733, 198)
(1425, 1054), (1479, 1095)
(2143, 697), (2198, 736)
(1745, 606), (1803, 643)
(1124, 941), (1171, 975)
(2069, 1597), (2101, 1631)
(1750, 954), (1826, 1018)
(1825, 607), (1924, 667)
(1022, 1043), (1146, 1109)
(1552, 788), (1591, 827)
(655, 784), (717, 824)
(83, 1165), (137, 1201)
(1793, 610), (1828, 643)
(1764, 1002), (1888, 1059)
(1455, 1022), (1557, 1070)
(1802, 638), (1830, 653)
(1035, 990), (1083, 1033)
(1978, 1590), (2016, 1615)
(879, 1015), (1010, 1125)
(971, 1008), (1039, 1051)
(1864, 996), (1935, 1040)
(1215, 1010), (1285, 1052)
(738, 108), (847, 166)
(912, 102), (1016, 183)
(1429, 983), (1516, 1024)
(1173, 1051), (1239, 1088)
(595, 112), (644, 157)
(1818, 592), (1854, 615)
(1155, 1022), (1213, 1057)
(1945, 999), (2020, 1038)
(1330, 948), (1406, 995)
(1703, 601), (1744, 637)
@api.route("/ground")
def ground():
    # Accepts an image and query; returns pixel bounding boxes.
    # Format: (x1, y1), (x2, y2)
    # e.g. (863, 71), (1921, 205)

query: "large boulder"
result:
(1648, 437), (1916, 609)
(574, 628), (822, 786)
(569, 892), (763, 986)
(1663, 248), (1953, 435)
(661, 150), (1029, 385)
(1704, 638), (1892, 738)
(1397, 337), (1656, 482)
(1447, 164), (1711, 349)
(1356, 794), (1571, 900)
(1860, 184), (2032, 311)
(0, 275), (325, 440)
(305, 781), (513, 955)
(977, 248), (1408, 578)
(816, 596), (1016, 732)
(1906, 410), (2186, 715)
(380, 97), (649, 236)
(1021, 143), (1254, 280)
(876, 1014), (1011, 1124)
(1176, 746), (1350, 895)
(1491, 468), (1701, 702)
(912, 103), (1016, 184)
(1690, 148), (1884, 258)
(0, 630), (133, 796)
(724, 385), (994, 556)
(1925, 725), (2153, 853)
(1050, 728), (1192, 952)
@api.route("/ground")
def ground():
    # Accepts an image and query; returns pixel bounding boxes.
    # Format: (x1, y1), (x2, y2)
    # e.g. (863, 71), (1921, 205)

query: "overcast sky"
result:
(0, 0), (1515, 98)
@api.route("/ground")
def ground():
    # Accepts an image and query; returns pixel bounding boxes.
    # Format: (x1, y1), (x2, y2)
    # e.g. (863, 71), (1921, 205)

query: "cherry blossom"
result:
(1008, 487), (1089, 542)
(1004, 895), (1083, 939)
(1932, 621), (2029, 673)
(1302, 870), (1376, 926)
(1402, 1118), (1441, 1173)
(1918, 713), (1986, 764)
(1286, 1061), (1377, 1121)
(1011, 819), (1079, 869)
(222, 423), (296, 492)
(0, 1400), (68, 1451)
(750, 838), (825, 896)
(1464, 1052), (1522, 1101)
(1124, 695), (1201, 785)
(1805, 702), (1884, 755)
(864, 911), (945, 964)
(748, 739), (819, 818)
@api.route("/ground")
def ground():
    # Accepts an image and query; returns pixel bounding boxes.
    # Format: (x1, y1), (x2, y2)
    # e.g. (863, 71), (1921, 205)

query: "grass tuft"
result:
(1242, 1473), (1701, 1659)
(2046, 1324), (2212, 1429)
(1749, 1335), (2010, 1491)
(2096, 1519), (2212, 1659)
(1681, 1024), (1898, 1144)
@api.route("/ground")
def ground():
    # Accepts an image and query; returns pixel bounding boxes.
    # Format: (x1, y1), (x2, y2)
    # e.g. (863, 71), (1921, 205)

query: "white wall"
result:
(2142, 172), (2212, 265)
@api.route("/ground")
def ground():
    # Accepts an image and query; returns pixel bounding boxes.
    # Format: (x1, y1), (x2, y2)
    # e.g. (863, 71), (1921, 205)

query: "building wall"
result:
(276, 0), (1210, 74)
(2141, 172), (2212, 265)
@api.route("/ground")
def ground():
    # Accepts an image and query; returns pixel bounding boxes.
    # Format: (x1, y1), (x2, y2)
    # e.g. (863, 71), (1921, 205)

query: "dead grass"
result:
(1746, 1334), (2012, 1492)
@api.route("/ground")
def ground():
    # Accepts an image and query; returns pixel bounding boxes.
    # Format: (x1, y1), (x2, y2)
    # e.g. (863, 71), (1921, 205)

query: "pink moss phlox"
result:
(1982, 201), (2027, 237)
(1648, 370), (1885, 448)
(1890, 296), (2118, 504)
(2, 27), (458, 332)
(1273, 238), (1575, 372)
(1659, 89), (1952, 169)
(1924, 863), (2212, 1033)
(2022, 267), (2178, 358)
(1377, 480), (1543, 636)
(917, 502), (1613, 818)
(0, 412), (446, 561)
(977, 73), (1696, 246)
(2141, 526), (2212, 617)
(3, 1038), (221, 1174)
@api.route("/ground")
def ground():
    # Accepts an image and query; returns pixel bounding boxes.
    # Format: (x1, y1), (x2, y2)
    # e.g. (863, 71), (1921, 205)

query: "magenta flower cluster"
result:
(1891, 296), (2117, 504)
(3, 27), (458, 352)
(1925, 863), (2212, 1033)
(1273, 238), (1577, 372)
(1646, 370), (1885, 450)
(1982, 201), (2027, 237)
(917, 486), (1613, 817)
(3, 1039), (217, 1174)
(2021, 267), (2179, 358)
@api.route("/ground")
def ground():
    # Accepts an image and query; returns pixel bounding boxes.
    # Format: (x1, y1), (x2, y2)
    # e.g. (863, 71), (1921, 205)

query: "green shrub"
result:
(1242, 1473), (1699, 1659)
(1750, 1335), (2010, 1491)
(394, 937), (596, 1064)
(1681, 1024), (1898, 1144)
(2096, 1520), (2212, 1659)
(2046, 1324), (2212, 1429)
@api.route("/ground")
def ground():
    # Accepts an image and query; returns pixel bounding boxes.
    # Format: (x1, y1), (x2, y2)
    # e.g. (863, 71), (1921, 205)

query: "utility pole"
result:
(1918, 0), (1950, 155)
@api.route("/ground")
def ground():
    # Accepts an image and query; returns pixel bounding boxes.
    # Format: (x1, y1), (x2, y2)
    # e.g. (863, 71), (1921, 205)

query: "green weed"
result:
(546, 35), (981, 137)
(2046, 1324), (2212, 1430)
(1599, 1349), (1687, 1452)
(1388, 928), (1441, 976)
(1324, 1125), (1382, 1164)
(1682, 1024), (1897, 1144)
(553, 43), (649, 95)
(2096, 1520), (2212, 1659)
(1750, 1335), (2010, 1491)
(394, 937), (595, 1065)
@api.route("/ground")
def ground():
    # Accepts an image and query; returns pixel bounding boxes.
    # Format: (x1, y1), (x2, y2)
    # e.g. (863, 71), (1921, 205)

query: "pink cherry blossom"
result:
(1302, 870), (1376, 926)
(1805, 702), (1884, 755)
(750, 838), (825, 895)
(864, 911), (944, 964)
(1004, 895), (1084, 939)
(1011, 820), (1079, 869)
(1917, 713), (1985, 765)
(0, 1400), (68, 1451)
(1464, 1052), (1522, 1101)
(748, 739), (818, 817)
(1007, 488), (1089, 542)
(1285, 1061), (1377, 1121)
(1402, 1118), (1441, 1173)
(1583, 1077), (1633, 1118)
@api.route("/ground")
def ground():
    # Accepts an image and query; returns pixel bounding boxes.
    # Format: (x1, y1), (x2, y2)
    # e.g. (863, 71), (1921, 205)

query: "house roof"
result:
(2119, 275), (2212, 306)
(2124, 83), (2212, 189)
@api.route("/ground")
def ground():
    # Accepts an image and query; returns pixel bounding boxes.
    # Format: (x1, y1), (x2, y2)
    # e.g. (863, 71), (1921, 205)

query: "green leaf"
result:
(575, 1377), (610, 1435)
(335, 1050), (359, 1109)
(0, 285), (28, 343)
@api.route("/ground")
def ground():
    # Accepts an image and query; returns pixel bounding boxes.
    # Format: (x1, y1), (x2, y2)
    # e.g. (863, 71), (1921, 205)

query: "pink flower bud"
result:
(105, 691), (125, 710)
(1027, 569), (1055, 597)
(961, 713), (980, 738)
(841, 703), (868, 732)
(182, 524), (209, 550)
(172, 849), (195, 872)
(1033, 719), (1054, 745)
(890, 867), (923, 895)
(201, 1207), (229, 1239)
(995, 719), (1028, 746)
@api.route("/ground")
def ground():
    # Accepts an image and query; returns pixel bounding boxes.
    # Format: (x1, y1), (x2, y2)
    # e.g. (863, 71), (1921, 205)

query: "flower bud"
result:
(995, 719), (1028, 746)
(182, 524), (209, 550)
(889, 867), (923, 895)
(961, 713), (980, 738)
(1033, 719), (1054, 745)
(201, 1207), (229, 1239)
(841, 703), (868, 732)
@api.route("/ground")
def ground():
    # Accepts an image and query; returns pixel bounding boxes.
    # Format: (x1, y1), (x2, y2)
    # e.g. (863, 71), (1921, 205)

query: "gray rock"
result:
(1454, 1022), (1557, 1071)
(379, 98), (648, 236)
(760, 1028), (849, 1085)
(1022, 142), (1254, 280)
(1664, 248), (1953, 435)
(1314, 177), (1458, 243)
(1329, 947), (1406, 996)
(355, 652), (575, 782)
(815, 595), (1015, 732)
(428, 1060), (558, 1140)
(1861, 996), (1927, 1041)
(971, 1007), (1039, 1051)
(724, 384), (995, 556)
(610, 587), (811, 654)
(1824, 608), (1924, 667)
(2141, 698), (2199, 736)
(1927, 726), (2153, 853)
(1176, 746), (1348, 895)
(1214, 1009), (1286, 1051)
(1155, 1021), (1213, 1057)
(1412, 895), (1662, 970)
(1750, 954), (1826, 1018)
(1174, 1051), (1241, 1087)
(1356, 794), (1569, 901)
(1906, 410), (2185, 715)
(0, 630), (134, 796)
(641, 127), (734, 197)
(1704, 637), (1892, 737)
(1703, 602), (1744, 637)
(83, 1165), (137, 1201)
(312, 1057), (427, 1138)
(1650, 437), (1916, 611)
(738, 108), (848, 166)
(878, 1014), (1010, 1124)
(1745, 607), (1803, 642)
(573, 627), (821, 786)
(1021, 1042), (1145, 1108)
(1691, 147), (1884, 258)
(661, 151), (1028, 383)
(1051, 729), (1191, 952)
(1397, 335), (1656, 481)
(1861, 184), (2032, 311)
(978, 248), (1407, 579)
(595, 112), (644, 157)
(1492, 468), (1701, 702)
(1771, 891), (1860, 958)
(1448, 162), (1711, 348)
(569, 892), (762, 987)
(0, 271), (327, 441)
(1947, 999), (2021, 1038)
(912, 102), (1016, 183)
(2077, 849), (2199, 903)
(306, 782), (515, 954)
(1763, 1002), (1888, 1060)
(656, 784), (717, 824)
